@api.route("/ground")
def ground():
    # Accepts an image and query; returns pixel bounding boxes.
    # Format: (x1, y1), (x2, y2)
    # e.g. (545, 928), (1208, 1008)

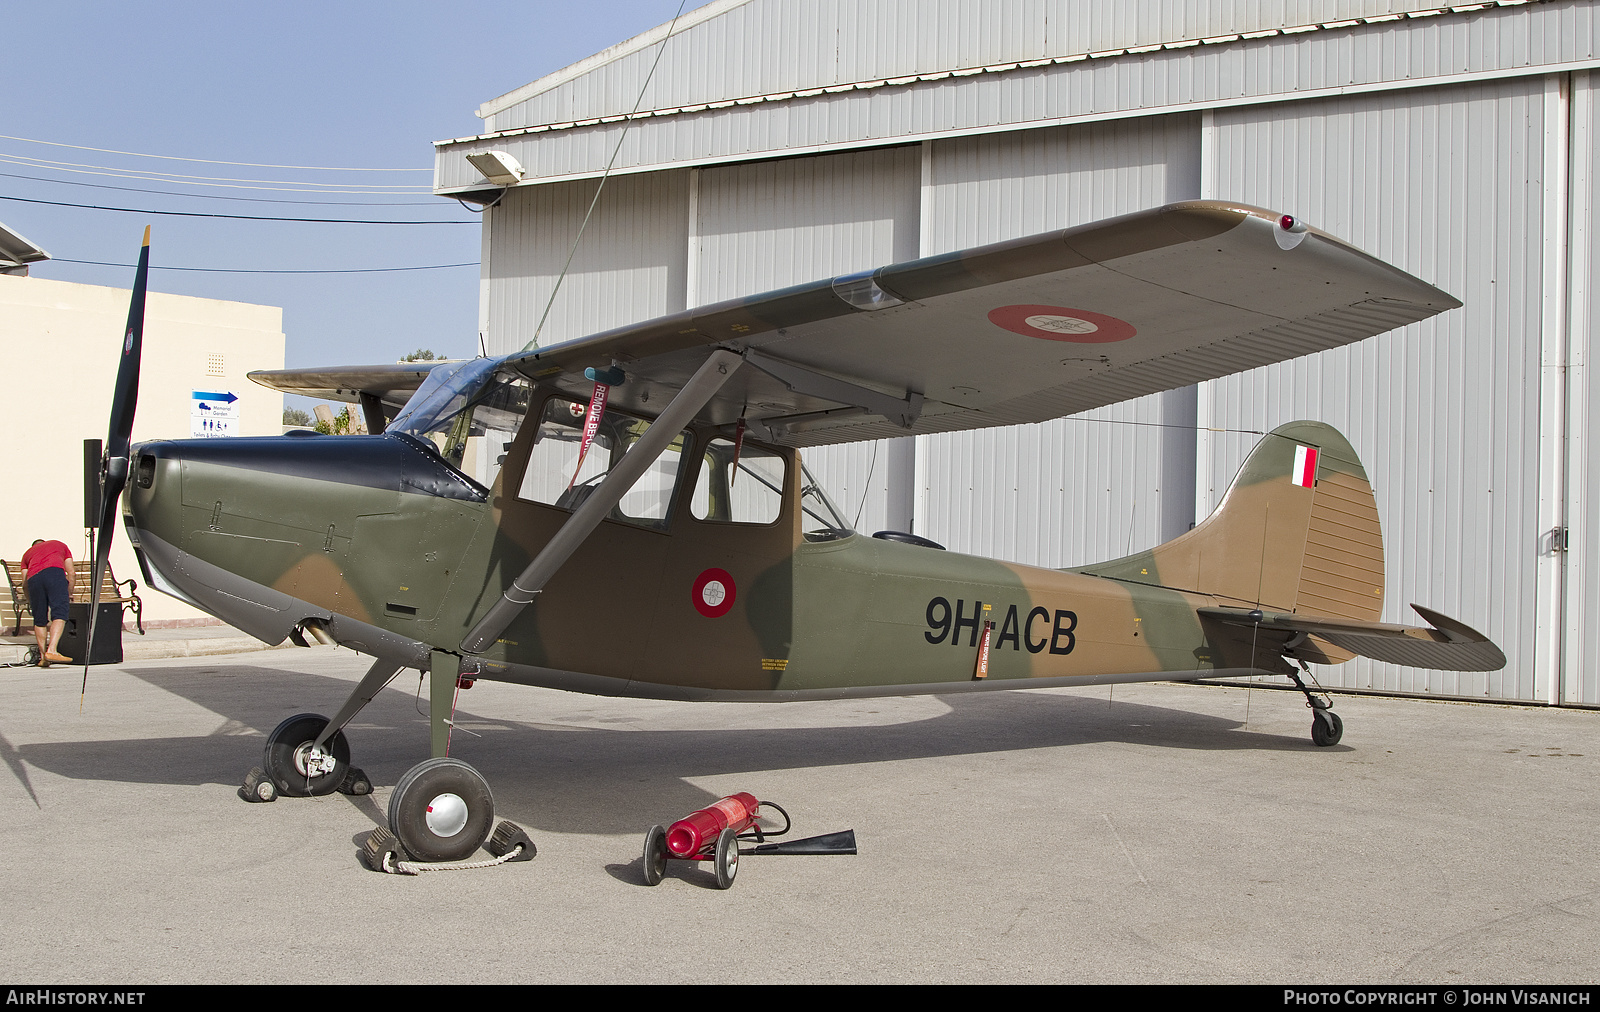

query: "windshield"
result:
(799, 460), (852, 534)
(389, 357), (530, 475)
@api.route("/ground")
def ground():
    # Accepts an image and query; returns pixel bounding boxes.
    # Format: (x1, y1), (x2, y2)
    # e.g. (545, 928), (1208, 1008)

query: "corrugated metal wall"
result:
(693, 145), (921, 532)
(693, 147), (920, 305)
(466, 2), (1600, 705)
(917, 115), (1200, 566)
(437, 2), (1597, 192)
(1202, 80), (1551, 700)
(1564, 70), (1598, 706)
(477, 0), (1494, 134)
(482, 169), (688, 350)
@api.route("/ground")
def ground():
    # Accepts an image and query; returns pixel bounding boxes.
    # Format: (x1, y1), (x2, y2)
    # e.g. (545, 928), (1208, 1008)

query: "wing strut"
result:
(312, 657), (403, 752)
(459, 348), (743, 654)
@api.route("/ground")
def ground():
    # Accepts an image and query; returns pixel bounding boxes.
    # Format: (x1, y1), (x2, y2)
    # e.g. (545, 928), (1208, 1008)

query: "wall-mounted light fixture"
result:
(466, 151), (525, 186)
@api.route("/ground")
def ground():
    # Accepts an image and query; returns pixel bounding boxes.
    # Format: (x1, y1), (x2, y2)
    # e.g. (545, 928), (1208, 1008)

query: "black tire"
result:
(263, 713), (350, 797)
(1311, 709), (1344, 747)
(713, 826), (739, 890)
(387, 757), (496, 862)
(642, 825), (668, 886)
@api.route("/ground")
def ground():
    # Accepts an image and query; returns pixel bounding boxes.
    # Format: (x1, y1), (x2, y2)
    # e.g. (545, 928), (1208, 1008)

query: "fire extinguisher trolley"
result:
(643, 792), (769, 889)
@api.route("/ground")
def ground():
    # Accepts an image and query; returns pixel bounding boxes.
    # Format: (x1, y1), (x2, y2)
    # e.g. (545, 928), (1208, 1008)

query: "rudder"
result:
(1080, 421), (1384, 622)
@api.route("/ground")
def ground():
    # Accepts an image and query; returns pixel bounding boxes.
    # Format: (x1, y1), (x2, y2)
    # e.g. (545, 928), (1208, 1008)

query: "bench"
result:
(3, 557), (144, 636)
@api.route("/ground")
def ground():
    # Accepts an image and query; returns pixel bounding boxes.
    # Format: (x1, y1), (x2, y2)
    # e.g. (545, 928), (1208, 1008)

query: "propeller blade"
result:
(84, 226), (150, 693)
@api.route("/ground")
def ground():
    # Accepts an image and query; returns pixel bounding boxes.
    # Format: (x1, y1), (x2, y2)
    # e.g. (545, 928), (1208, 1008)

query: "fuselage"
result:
(126, 413), (1246, 700)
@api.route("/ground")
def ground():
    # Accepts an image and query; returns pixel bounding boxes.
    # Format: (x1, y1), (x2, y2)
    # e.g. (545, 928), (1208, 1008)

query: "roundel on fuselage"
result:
(692, 568), (736, 618)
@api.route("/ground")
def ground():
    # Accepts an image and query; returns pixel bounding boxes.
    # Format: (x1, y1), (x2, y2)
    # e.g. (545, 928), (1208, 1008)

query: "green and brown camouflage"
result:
(121, 201), (1505, 764)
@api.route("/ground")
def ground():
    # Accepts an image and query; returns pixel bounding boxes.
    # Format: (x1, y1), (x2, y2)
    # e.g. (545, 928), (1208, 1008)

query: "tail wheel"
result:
(264, 713), (350, 797)
(1311, 709), (1344, 747)
(388, 757), (495, 862)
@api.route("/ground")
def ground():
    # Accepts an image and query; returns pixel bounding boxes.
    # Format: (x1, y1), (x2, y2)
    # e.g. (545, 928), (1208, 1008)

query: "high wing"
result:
(247, 362), (442, 415)
(501, 200), (1459, 447)
(249, 201), (1459, 446)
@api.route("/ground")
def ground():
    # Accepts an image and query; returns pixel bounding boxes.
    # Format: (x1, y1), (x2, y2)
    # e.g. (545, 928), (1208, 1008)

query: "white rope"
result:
(381, 843), (528, 875)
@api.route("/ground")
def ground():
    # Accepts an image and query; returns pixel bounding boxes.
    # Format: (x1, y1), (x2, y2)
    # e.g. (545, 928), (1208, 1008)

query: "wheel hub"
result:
(424, 793), (469, 837)
(293, 741), (339, 779)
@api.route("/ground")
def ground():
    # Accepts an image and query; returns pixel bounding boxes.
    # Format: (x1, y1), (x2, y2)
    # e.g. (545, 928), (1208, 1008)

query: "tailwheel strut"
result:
(1288, 661), (1342, 747)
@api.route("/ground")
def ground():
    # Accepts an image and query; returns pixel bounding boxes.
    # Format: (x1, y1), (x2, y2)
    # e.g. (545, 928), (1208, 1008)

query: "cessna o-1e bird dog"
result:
(88, 202), (1506, 864)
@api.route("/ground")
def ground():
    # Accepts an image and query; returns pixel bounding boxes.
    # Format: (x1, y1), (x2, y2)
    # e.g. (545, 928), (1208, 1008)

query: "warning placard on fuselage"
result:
(191, 390), (239, 438)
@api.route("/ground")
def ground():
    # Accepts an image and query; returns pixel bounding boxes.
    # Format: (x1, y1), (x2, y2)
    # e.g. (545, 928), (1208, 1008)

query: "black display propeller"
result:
(83, 227), (149, 697)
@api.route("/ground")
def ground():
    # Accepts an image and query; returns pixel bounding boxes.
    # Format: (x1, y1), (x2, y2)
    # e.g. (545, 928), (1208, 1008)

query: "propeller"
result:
(82, 226), (150, 702)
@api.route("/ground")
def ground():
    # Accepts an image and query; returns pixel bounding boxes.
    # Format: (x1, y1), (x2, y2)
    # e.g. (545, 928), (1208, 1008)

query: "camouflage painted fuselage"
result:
(126, 416), (1372, 700)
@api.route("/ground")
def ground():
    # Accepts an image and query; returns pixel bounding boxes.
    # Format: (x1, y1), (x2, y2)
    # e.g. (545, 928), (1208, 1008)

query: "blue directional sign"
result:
(191, 389), (240, 438)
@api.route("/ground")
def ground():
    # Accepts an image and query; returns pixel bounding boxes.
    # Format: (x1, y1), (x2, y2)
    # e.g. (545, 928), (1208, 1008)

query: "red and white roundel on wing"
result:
(692, 568), (737, 618)
(987, 305), (1136, 343)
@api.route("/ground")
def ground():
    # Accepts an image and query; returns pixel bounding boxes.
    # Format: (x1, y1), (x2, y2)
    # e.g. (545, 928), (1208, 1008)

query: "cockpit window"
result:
(389, 358), (530, 484)
(517, 395), (690, 531)
(692, 438), (785, 525)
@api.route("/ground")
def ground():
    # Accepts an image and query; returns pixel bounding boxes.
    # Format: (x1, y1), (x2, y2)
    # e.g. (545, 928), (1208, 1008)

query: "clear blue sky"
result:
(3, 1), (701, 376)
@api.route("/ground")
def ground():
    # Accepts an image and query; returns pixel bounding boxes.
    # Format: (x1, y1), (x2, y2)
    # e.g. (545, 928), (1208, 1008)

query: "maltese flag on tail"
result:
(1292, 445), (1319, 488)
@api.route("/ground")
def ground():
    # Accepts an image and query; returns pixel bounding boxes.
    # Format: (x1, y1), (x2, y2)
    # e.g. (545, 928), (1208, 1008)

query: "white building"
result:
(0, 240), (285, 627)
(434, 0), (1600, 706)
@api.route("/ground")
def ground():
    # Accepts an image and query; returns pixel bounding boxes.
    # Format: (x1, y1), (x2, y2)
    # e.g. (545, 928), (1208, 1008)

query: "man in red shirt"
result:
(21, 539), (74, 666)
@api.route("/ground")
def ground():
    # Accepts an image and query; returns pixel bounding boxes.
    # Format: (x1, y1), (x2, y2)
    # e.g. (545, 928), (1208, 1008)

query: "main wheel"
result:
(642, 825), (668, 886)
(387, 757), (496, 863)
(263, 713), (350, 797)
(713, 826), (739, 890)
(1311, 709), (1344, 747)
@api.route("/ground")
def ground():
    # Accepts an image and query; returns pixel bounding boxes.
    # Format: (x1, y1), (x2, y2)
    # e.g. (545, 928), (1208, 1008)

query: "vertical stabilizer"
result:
(1079, 421), (1384, 622)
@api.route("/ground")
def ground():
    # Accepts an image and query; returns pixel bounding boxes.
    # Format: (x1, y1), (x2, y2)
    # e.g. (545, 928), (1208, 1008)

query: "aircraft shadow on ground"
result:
(15, 664), (1330, 836)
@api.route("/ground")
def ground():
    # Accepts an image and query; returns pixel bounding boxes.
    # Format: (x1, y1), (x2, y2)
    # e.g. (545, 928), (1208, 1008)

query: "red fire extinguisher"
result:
(665, 792), (760, 858)
(641, 794), (852, 891)
(644, 792), (761, 890)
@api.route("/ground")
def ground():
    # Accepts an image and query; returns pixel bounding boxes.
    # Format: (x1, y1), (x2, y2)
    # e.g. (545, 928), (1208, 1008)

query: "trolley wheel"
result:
(713, 826), (739, 890)
(1311, 709), (1344, 747)
(642, 824), (668, 886)
(263, 713), (350, 797)
(387, 757), (495, 862)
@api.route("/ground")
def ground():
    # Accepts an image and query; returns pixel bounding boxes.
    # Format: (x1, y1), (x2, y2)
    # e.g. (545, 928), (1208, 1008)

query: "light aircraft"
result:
(89, 202), (1506, 864)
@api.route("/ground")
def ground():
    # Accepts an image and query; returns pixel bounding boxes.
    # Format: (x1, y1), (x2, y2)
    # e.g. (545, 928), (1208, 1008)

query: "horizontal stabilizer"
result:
(1198, 604), (1506, 672)
(744, 830), (858, 856)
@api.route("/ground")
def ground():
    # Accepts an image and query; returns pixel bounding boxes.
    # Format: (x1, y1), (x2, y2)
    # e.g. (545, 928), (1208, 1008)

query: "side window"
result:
(516, 396), (689, 530)
(691, 438), (785, 525)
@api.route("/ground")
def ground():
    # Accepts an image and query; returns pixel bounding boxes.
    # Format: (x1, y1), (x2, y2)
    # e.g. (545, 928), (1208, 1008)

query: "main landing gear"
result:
(1288, 662), (1343, 747)
(386, 757), (496, 862)
(239, 713), (371, 803)
(237, 650), (536, 871)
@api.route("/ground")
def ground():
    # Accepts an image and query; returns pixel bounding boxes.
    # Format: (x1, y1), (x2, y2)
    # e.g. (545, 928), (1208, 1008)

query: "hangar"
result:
(433, 0), (1598, 706)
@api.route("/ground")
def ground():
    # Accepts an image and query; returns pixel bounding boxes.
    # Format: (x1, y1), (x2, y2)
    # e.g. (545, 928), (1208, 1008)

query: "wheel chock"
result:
(238, 766), (278, 803)
(363, 827), (406, 872)
(486, 820), (537, 862)
(339, 766), (372, 796)
(361, 822), (536, 875)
